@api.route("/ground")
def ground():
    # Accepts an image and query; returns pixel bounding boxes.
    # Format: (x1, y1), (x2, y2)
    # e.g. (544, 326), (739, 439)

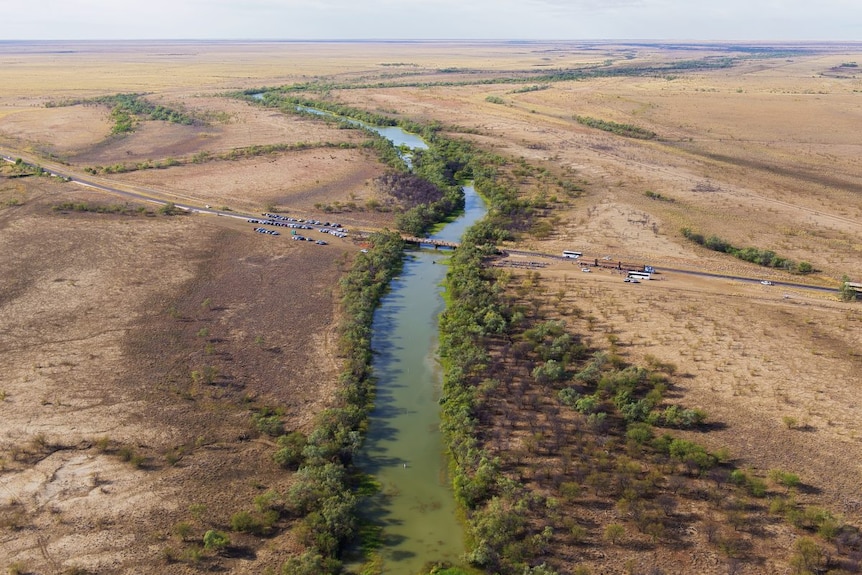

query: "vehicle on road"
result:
(563, 250), (582, 259)
(627, 271), (652, 281)
(761, 280), (774, 286)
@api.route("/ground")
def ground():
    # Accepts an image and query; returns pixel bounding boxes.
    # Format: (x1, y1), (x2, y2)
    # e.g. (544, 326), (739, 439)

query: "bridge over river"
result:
(399, 235), (460, 249)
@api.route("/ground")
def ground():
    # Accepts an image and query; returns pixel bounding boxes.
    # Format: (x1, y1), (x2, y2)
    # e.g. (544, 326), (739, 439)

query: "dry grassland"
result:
(0, 40), (861, 574)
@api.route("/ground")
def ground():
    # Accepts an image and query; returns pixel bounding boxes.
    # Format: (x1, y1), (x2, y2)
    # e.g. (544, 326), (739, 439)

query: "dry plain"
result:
(1, 40), (861, 574)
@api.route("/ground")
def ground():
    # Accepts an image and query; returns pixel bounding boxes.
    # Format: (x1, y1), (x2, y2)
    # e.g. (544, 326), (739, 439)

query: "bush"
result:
(769, 469), (801, 489)
(626, 422), (654, 445)
(202, 529), (229, 551)
(789, 537), (824, 574)
(252, 409), (284, 437)
(532, 359), (566, 385)
(273, 431), (307, 469)
(281, 551), (341, 575)
(230, 511), (259, 533)
(668, 439), (716, 473)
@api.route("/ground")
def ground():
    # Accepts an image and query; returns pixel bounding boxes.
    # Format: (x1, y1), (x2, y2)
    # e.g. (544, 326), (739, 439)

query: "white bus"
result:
(627, 271), (652, 280)
(562, 250), (582, 259)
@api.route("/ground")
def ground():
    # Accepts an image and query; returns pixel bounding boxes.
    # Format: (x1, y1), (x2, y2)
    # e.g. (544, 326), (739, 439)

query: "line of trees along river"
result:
(247, 90), (554, 574)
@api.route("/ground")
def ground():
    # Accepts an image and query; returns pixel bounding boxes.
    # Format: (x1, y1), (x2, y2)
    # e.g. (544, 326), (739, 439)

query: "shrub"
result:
(668, 439), (716, 473)
(839, 275), (858, 302)
(273, 431), (307, 469)
(626, 422), (653, 445)
(532, 359), (566, 384)
(158, 202), (178, 216)
(747, 477), (767, 498)
(202, 529), (230, 551)
(230, 510), (255, 532)
(769, 469), (801, 489)
(789, 537), (824, 574)
(252, 409), (284, 437)
(603, 523), (625, 544)
(173, 521), (193, 540)
(281, 551), (341, 575)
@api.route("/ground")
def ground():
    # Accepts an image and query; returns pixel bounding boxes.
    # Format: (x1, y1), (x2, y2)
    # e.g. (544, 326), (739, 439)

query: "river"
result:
(354, 183), (485, 574)
(252, 92), (483, 571)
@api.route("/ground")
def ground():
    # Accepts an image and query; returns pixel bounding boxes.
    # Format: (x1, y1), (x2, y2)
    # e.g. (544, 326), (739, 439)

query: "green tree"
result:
(273, 431), (307, 469)
(202, 529), (230, 551)
(532, 359), (566, 385)
(603, 523), (625, 545)
(789, 537), (824, 574)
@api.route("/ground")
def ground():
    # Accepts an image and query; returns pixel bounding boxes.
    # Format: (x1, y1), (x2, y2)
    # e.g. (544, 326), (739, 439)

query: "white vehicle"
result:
(562, 250), (582, 259)
(627, 271), (652, 281)
(581, 267), (591, 273)
(760, 280), (774, 286)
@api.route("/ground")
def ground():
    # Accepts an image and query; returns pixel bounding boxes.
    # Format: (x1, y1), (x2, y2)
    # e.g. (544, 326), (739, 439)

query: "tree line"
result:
(47, 93), (197, 134)
(681, 227), (814, 274)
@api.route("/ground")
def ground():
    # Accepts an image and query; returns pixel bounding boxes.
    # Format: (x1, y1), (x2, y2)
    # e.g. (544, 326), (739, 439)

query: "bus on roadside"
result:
(627, 271), (652, 281)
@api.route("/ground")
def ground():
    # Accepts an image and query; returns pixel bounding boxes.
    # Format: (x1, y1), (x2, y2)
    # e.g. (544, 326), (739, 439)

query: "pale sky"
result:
(1, 0), (860, 41)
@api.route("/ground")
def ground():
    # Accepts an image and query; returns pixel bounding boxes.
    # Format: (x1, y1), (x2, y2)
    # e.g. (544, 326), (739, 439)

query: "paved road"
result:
(504, 249), (839, 295)
(2, 150), (841, 297)
(1, 150), (248, 221)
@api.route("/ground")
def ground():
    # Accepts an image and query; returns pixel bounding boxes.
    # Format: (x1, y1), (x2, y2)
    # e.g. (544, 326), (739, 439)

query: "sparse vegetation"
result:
(3, 40), (861, 575)
(681, 227), (814, 273)
(53, 201), (149, 215)
(644, 190), (674, 202)
(48, 93), (197, 134)
(575, 115), (656, 139)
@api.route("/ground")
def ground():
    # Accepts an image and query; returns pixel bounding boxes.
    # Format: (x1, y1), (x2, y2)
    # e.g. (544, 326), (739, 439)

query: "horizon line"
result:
(3, 38), (862, 44)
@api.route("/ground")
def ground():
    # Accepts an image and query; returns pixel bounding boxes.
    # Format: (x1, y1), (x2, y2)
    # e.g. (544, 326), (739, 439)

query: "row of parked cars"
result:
(292, 234), (327, 245)
(250, 213), (349, 239)
(250, 212), (348, 245)
(248, 217), (315, 230)
(263, 213), (342, 228)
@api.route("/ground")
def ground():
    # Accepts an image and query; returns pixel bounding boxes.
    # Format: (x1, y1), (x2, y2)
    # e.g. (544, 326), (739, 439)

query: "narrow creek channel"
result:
(353, 184), (486, 573)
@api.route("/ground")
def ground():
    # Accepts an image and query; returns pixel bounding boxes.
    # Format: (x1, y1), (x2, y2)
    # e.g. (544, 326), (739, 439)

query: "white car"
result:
(581, 268), (591, 273)
(760, 280), (774, 286)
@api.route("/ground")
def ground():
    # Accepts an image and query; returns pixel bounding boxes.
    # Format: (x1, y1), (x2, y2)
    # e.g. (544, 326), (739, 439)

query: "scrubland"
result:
(1, 40), (860, 574)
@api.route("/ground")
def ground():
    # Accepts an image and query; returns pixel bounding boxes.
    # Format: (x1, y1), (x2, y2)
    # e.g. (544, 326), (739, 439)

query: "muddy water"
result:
(354, 184), (485, 573)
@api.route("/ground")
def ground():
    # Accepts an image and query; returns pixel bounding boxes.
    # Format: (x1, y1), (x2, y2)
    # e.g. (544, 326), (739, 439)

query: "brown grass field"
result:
(1, 40), (861, 574)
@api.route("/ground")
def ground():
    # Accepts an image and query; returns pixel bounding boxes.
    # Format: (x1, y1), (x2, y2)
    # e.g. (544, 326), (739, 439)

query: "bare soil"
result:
(0, 173), (382, 573)
(1, 40), (861, 575)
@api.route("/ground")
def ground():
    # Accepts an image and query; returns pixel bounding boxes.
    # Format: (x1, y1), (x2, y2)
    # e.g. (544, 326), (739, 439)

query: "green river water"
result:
(353, 185), (486, 574)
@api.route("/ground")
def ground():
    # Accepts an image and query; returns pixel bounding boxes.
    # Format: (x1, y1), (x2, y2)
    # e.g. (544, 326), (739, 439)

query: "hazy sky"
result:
(1, 0), (860, 41)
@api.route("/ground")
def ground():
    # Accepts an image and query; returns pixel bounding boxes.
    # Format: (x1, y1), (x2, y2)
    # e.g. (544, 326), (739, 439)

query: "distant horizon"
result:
(2, 38), (861, 46)
(1, 1), (859, 43)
